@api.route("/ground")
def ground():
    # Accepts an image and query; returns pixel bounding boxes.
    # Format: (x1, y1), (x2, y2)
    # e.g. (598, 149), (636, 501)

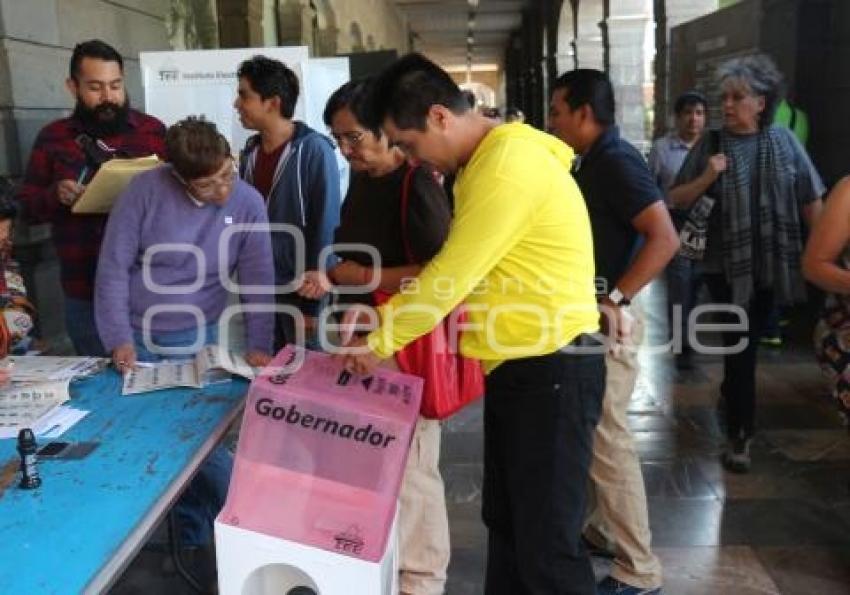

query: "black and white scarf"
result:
(719, 126), (807, 307)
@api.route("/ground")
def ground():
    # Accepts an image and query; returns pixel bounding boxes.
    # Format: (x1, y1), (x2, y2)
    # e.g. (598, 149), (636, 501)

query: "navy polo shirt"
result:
(571, 126), (662, 294)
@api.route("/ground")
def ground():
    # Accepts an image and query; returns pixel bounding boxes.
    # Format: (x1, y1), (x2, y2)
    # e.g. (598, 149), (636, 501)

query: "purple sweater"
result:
(95, 165), (275, 353)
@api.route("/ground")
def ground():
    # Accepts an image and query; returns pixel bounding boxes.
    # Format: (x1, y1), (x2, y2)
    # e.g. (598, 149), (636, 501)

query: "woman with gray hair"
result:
(669, 53), (824, 473)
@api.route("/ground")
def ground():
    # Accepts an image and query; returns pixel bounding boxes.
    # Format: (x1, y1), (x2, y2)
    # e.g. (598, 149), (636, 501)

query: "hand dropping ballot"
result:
(215, 346), (423, 595)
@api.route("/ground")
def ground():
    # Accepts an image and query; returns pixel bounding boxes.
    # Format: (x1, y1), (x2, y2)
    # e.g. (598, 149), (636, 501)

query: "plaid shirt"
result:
(17, 110), (166, 300)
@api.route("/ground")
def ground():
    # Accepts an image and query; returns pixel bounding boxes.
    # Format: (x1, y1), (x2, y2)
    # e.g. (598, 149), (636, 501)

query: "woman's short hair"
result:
(323, 78), (379, 136)
(717, 53), (785, 129)
(165, 117), (231, 180)
(0, 177), (18, 221)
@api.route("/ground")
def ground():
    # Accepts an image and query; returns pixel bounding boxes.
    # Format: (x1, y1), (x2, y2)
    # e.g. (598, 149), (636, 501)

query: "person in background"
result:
(504, 107), (525, 123)
(234, 55), (340, 351)
(302, 78), (453, 595)
(95, 118), (274, 573)
(550, 69), (678, 595)
(803, 176), (850, 431)
(0, 178), (35, 357)
(648, 90), (708, 370)
(16, 39), (166, 356)
(670, 54), (824, 473)
(480, 106), (502, 122)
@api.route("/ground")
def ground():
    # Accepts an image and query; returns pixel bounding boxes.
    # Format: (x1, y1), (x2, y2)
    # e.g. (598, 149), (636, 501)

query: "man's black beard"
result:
(72, 96), (131, 137)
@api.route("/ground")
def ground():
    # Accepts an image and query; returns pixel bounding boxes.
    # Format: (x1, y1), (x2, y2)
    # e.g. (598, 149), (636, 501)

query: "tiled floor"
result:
(441, 285), (850, 595)
(110, 283), (850, 594)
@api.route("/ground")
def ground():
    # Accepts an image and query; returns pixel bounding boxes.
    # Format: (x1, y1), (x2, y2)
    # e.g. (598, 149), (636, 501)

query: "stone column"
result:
(217, 0), (264, 48)
(606, 0), (652, 148)
(275, 0), (317, 49)
(575, 0), (605, 70)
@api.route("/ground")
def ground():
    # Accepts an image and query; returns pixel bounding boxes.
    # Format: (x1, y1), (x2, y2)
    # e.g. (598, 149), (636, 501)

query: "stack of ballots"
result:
(0, 356), (106, 439)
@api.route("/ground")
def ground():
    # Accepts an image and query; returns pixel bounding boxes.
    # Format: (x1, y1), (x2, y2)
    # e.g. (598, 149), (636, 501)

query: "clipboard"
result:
(72, 155), (161, 214)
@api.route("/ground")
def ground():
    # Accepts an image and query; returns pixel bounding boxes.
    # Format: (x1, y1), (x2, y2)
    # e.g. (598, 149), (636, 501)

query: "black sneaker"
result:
(721, 437), (752, 473)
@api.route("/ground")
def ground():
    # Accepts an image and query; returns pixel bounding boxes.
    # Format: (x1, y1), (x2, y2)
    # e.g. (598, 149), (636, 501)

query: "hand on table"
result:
(111, 343), (137, 375)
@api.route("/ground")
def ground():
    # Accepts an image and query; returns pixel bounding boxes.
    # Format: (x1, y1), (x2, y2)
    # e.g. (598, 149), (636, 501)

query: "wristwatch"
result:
(608, 287), (631, 307)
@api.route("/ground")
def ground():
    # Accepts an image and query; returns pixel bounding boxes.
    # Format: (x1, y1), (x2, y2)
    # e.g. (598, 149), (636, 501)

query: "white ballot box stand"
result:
(215, 347), (423, 595)
(215, 510), (399, 595)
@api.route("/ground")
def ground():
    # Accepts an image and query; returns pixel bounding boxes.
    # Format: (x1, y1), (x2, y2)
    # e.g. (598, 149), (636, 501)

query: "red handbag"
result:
(373, 165), (484, 419)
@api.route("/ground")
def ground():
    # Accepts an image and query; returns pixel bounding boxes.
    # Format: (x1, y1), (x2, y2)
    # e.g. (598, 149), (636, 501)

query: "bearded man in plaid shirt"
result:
(17, 39), (165, 355)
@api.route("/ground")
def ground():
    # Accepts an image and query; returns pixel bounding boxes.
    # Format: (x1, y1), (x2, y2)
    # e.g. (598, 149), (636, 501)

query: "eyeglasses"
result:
(177, 158), (238, 198)
(331, 130), (366, 149)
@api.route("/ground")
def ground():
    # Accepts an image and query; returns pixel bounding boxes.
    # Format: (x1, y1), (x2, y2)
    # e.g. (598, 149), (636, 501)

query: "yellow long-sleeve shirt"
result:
(367, 122), (599, 373)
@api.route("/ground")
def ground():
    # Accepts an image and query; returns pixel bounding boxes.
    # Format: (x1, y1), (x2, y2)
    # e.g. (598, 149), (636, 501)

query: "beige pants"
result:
(398, 417), (451, 595)
(383, 359), (450, 595)
(586, 304), (663, 589)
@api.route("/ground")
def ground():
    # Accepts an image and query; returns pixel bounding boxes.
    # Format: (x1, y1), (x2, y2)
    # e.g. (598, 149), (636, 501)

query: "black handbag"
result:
(677, 130), (721, 260)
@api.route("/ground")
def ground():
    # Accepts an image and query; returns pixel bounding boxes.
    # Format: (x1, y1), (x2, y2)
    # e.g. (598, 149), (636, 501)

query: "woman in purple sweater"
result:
(96, 117), (275, 370)
(94, 117), (275, 558)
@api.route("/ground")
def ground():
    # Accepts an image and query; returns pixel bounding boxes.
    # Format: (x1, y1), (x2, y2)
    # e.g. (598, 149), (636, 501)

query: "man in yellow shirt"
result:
(343, 53), (605, 594)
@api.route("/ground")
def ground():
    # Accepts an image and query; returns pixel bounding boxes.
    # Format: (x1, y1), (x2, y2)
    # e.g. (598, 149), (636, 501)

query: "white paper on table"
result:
(35, 406), (89, 438)
(0, 379), (71, 432)
(4, 356), (106, 382)
(122, 362), (201, 395)
(0, 406), (88, 440)
(198, 345), (258, 380)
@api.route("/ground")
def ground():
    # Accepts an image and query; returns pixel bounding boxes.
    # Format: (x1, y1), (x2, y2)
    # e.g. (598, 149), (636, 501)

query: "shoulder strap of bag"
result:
(400, 164), (418, 265)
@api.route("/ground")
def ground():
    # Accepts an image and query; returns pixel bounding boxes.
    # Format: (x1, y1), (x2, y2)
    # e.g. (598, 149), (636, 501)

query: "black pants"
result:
(482, 348), (606, 595)
(703, 274), (774, 440)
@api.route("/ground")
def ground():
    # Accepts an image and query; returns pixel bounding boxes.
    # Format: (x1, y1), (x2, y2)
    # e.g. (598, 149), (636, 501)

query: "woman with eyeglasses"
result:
(96, 116), (274, 371)
(94, 116), (275, 560)
(299, 79), (454, 595)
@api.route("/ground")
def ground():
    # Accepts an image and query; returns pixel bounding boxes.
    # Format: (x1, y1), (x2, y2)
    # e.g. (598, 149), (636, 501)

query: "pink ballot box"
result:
(218, 346), (423, 562)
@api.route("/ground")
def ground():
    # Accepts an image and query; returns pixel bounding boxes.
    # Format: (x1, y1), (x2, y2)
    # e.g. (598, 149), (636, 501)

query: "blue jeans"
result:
(64, 297), (106, 356)
(665, 254), (703, 354)
(133, 323), (231, 547)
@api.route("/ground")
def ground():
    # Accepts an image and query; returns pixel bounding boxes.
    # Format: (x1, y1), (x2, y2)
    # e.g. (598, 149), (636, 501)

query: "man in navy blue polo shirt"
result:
(549, 70), (679, 595)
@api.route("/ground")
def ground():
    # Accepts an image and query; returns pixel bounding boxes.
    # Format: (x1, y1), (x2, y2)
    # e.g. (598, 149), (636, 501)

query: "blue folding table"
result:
(0, 369), (247, 594)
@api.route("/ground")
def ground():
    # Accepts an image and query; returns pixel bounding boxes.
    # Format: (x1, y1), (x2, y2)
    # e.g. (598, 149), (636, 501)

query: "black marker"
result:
(17, 428), (41, 489)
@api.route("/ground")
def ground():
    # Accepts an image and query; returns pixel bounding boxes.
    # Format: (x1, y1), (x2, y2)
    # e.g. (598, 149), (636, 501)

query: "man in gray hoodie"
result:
(235, 55), (341, 351)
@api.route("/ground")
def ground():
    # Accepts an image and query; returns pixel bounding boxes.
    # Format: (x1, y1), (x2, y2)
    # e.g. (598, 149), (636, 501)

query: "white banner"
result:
(140, 47), (350, 196)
